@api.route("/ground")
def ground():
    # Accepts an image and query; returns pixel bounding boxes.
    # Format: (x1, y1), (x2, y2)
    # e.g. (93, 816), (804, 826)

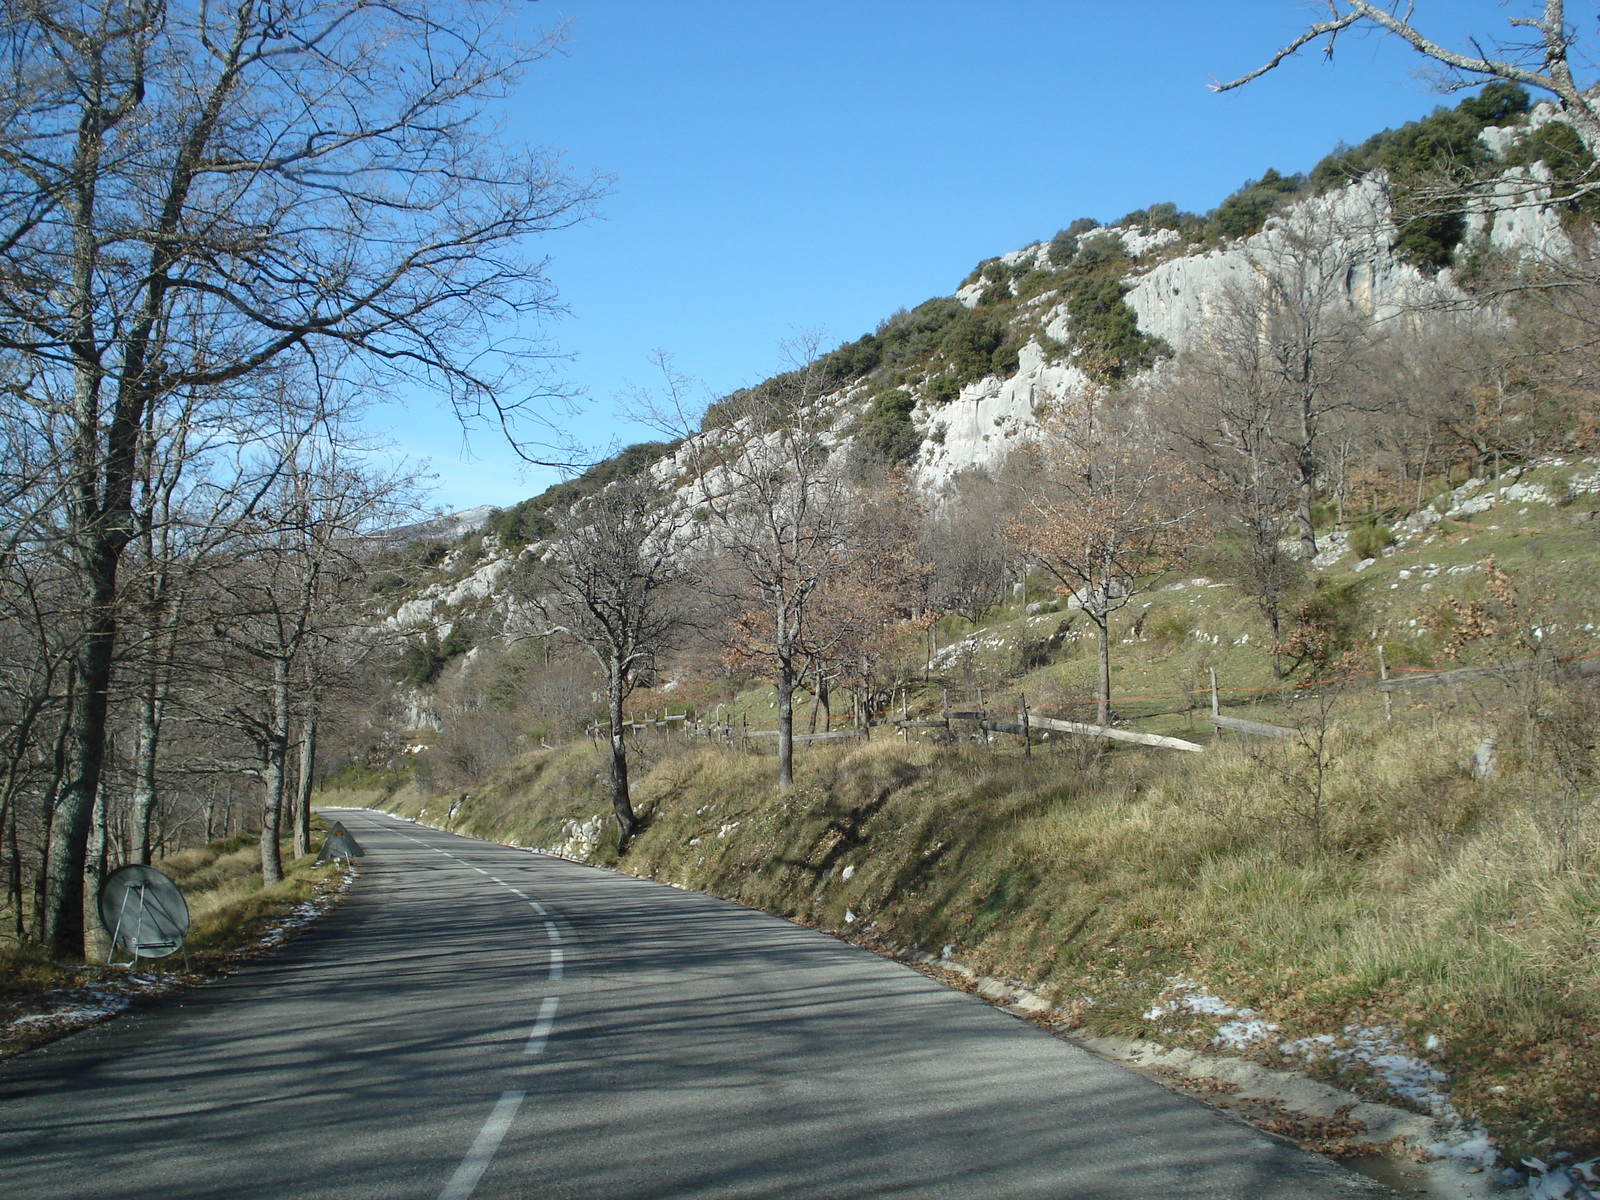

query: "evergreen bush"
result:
(856, 388), (920, 465)
(1204, 168), (1304, 242)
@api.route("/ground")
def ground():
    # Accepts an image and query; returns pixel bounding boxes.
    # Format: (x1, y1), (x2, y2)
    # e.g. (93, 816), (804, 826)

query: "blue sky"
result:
(371, 0), (1577, 513)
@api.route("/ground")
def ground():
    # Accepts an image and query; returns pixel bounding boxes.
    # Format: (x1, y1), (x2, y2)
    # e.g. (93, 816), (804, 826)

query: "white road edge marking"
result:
(509, 888), (527, 899)
(524, 996), (559, 1055)
(544, 921), (560, 943)
(438, 1089), (524, 1200)
(527, 900), (546, 916)
(549, 946), (563, 980)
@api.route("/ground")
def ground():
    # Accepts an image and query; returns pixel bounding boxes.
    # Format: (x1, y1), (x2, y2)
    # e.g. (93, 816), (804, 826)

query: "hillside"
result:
(337, 462), (1600, 1174)
(378, 85), (1581, 651)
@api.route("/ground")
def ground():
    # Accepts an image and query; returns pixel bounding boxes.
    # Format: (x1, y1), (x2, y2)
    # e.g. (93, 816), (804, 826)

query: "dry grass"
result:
(365, 507), (1600, 1160)
(0, 824), (345, 1055)
(387, 706), (1600, 1161)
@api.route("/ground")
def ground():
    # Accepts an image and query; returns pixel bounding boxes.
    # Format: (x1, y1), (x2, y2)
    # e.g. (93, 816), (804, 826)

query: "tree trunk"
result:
(83, 782), (110, 963)
(776, 656), (795, 789)
(1296, 402), (1319, 560)
(293, 710), (316, 860)
(42, 588), (116, 957)
(1296, 473), (1317, 561)
(7, 802), (22, 943)
(1093, 614), (1112, 727)
(604, 661), (636, 852)
(260, 657), (291, 886)
(131, 685), (161, 865)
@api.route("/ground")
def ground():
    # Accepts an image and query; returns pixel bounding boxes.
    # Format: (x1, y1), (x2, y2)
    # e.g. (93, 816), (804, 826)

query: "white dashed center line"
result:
(438, 1089), (525, 1200)
(524, 996), (559, 1056)
(379, 812), (573, 1197)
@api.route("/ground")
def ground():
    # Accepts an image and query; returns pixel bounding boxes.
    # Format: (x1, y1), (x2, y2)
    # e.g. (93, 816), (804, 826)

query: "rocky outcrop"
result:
(912, 125), (1570, 491)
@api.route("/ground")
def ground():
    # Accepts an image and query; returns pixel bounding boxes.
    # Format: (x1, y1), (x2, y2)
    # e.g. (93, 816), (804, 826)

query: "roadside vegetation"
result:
(351, 477), (1600, 1164)
(0, 825), (347, 1060)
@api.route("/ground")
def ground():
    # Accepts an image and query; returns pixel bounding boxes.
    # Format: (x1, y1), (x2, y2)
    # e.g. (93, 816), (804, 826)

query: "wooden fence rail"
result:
(1209, 714), (1299, 740)
(1379, 656), (1600, 691)
(1024, 714), (1205, 753)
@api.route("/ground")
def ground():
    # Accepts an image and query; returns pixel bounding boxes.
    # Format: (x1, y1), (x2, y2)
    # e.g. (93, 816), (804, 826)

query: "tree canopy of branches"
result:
(1006, 396), (1203, 725)
(530, 475), (695, 852)
(1216, 2), (1600, 156)
(1240, 224), (1383, 560)
(0, 1), (599, 957)
(694, 339), (854, 788)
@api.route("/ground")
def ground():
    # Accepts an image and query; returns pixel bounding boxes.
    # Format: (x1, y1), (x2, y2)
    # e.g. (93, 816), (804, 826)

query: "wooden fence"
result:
(594, 647), (1600, 758)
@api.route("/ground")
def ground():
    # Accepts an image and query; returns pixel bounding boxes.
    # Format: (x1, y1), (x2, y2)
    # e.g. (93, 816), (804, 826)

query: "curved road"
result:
(0, 809), (1387, 1199)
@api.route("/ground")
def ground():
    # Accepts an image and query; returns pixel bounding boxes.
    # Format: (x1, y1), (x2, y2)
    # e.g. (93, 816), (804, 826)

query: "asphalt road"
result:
(0, 809), (1389, 1199)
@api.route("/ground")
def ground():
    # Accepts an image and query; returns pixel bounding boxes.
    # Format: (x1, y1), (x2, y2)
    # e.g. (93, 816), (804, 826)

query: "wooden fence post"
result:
(1020, 692), (1031, 758)
(1209, 667), (1221, 740)
(1377, 645), (1393, 725)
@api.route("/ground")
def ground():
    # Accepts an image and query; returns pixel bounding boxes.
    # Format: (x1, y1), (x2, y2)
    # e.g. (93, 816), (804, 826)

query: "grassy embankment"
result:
(355, 487), (1600, 1162)
(1, 826), (346, 1057)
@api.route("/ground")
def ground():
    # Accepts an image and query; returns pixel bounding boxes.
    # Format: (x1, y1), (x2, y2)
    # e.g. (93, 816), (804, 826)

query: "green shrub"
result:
(1047, 217), (1100, 266)
(1304, 85), (1530, 270)
(872, 297), (967, 373)
(977, 280), (1012, 307)
(856, 388), (920, 465)
(820, 331), (883, 382)
(1457, 80), (1531, 125)
(1013, 267), (1060, 301)
(1205, 168), (1304, 242)
(1347, 519), (1393, 562)
(1115, 201), (1198, 234)
(941, 310), (1015, 384)
(1504, 119), (1600, 225)
(395, 626), (474, 688)
(925, 374), (961, 405)
(1035, 330), (1069, 362)
(1056, 235), (1167, 383)
(486, 441), (680, 548)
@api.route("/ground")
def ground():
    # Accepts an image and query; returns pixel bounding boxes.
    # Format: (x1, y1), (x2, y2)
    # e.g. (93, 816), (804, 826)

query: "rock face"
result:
(382, 504), (496, 547)
(908, 121), (1569, 493)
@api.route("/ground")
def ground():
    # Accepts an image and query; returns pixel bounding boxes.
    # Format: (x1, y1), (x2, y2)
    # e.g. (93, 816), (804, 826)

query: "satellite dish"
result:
(317, 823), (364, 863)
(98, 865), (190, 961)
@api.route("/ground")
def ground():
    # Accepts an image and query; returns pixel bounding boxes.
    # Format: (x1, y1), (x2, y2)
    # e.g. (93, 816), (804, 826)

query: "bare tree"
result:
(525, 474), (696, 852)
(210, 426), (413, 884)
(691, 339), (856, 788)
(0, 2), (599, 956)
(1239, 227), (1384, 559)
(1005, 395), (1202, 725)
(1158, 313), (1309, 676)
